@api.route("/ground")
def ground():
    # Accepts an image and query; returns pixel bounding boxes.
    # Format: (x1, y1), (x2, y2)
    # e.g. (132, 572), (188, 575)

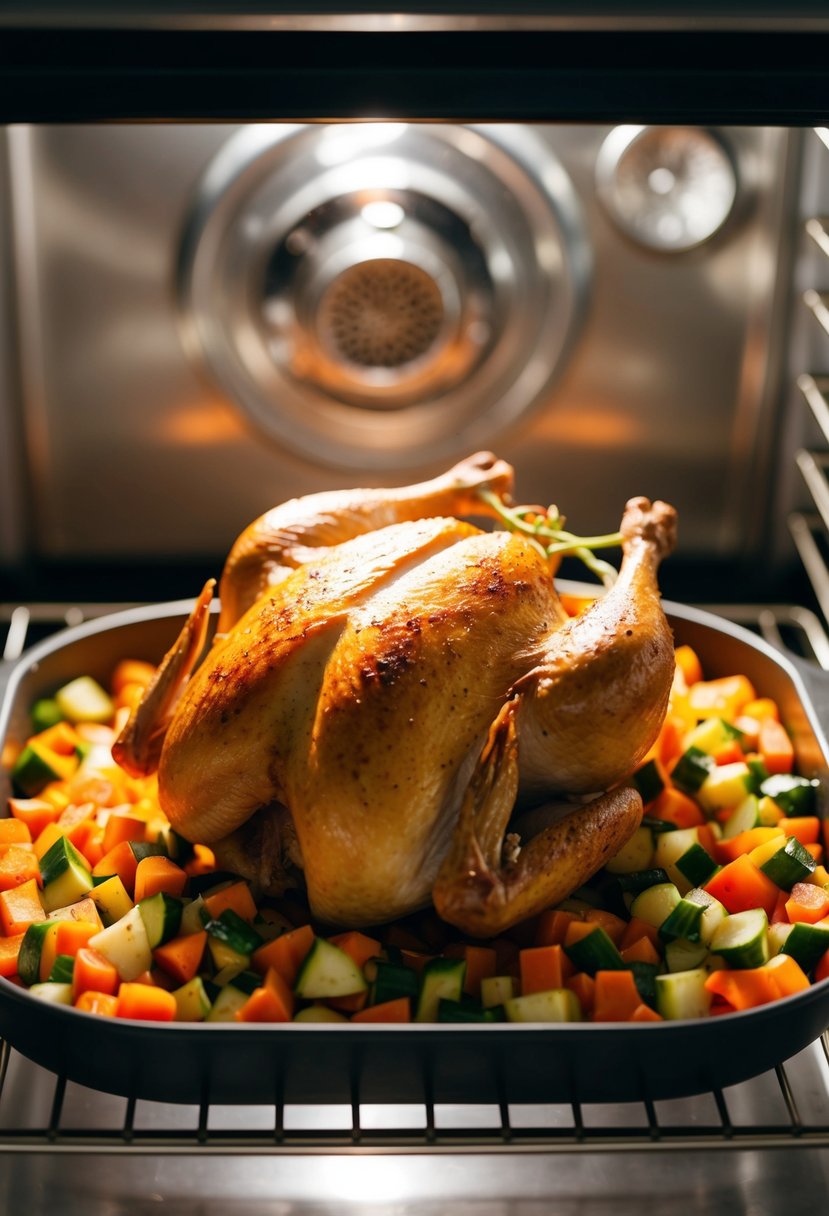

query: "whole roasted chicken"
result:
(114, 454), (677, 937)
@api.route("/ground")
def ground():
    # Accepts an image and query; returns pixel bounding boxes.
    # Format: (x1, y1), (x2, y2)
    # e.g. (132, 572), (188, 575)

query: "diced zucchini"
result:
(11, 742), (76, 797)
(481, 975), (516, 1008)
(710, 908), (769, 969)
(759, 774), (820, 816)
(55, 675), (115, 724)
(172, 976), (212, 1022)
(504, 988), (581, 1023)
(179, 896), (207, 937)
(89, 875), (133, 926)
(40, 836), (93, 913)
(767, 922), (794, 957)
(294, 1003), (350, 1022)
(415, 957), (466, 1022)
(28, 982), (74, 1005)
(675, 843), (719, 888)
(138, 891), (183, 948)
(721, 795), (760, 840)
(201, 908), (262, 957)
(670, 746), (715, 794)
(31, 698), (65, 733)
(659, 889), (712, 943)
(654, 828), (704, 891)
(225, 969), (261, 996)
(758, 836), (817, 890)
(208, 938), (250, 974)
(655, 968), (712, 1019)
(641, 816), (679, 835)
(692, 890), (729, 946)
(88, 904), (153, 980)
(627, 961), (659, 1008)
(438, 998), (504, 1023)
(17, 920), (60, 986)
(632, 759), (665, 804)
(604, 826), (655, 874)
(367, 959), (418, 1006)
(697, 762), (752, 813)
(780, 921), (829, 972)
(664, 937), (709, 973)
(563, 926), (624, 975)
(294, 937), (369, 1000)
(205, 984), (249, 1022)
(212, 959), (249, 986)
(629, 882), (681, 930)
(683, 718), (744, 756)
(48, 954), (75, 983)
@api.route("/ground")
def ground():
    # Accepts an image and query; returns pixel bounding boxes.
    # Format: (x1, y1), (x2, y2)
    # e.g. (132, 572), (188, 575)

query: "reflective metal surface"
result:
(2, 123), (795, 562)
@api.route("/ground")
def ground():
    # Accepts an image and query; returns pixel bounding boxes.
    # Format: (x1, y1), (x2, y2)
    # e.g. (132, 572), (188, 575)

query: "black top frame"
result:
(0, 7), (829, 125)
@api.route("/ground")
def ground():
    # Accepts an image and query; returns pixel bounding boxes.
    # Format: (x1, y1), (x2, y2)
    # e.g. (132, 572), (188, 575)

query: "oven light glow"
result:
(648, 166), (676, 195)
(361, 200), (405, 229)
(316, 122), (408, 167)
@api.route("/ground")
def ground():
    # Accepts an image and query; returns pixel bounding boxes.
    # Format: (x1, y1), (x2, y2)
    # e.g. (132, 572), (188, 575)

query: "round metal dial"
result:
(596, 126), (737, 252)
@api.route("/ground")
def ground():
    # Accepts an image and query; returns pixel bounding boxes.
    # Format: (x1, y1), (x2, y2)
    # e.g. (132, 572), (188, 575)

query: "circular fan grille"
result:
(318, 259), (445, 369)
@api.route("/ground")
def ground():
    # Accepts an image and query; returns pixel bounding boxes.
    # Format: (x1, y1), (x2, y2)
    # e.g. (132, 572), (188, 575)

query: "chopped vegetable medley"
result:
(1, 641), (827, 1024)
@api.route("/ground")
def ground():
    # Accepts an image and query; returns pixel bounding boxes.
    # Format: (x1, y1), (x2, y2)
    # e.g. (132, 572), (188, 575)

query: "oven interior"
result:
(3, 10), (829, 1214)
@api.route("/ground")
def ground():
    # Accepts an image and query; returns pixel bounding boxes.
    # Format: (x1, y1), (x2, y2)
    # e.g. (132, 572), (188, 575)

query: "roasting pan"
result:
(0, 594), (828, 1107)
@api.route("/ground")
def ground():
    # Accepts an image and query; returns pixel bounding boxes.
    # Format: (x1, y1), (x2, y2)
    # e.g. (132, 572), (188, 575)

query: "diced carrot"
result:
(778, 817), (821, 847)
(743, 698), (779, 723)
(785, 882), (829, 925)
(352, 997), (412, 1023)
(620, 936), (662, 966)
(235, 967), (294, 1023)
(133, 856), (187, 902)
(657, 716), (686, 766)
(688, 674), (756, 720)
(650, 787), (706, 828)
(251, 923), (315, 983)
(111, 658), (156, 694)
(399, 950), (435, 977)
(733, 716), (761, 751)
(0, 878), (45, 935)
(519, 944), (573, 995)
(0, 932), (24, 977)
(0, 820), (32, 847)
(807, 843), (824, 864)
(704, 854), (780, 918)
(533, 908), (580, 947)
(92, 841), (139, 894)
(33, 822), (66, 861)
(565, 971), (595, 1014)
(592, 970), (643, 1021)
(8, 798), (62, 840)
(183, 843), (216, 878)
(619, 916), (662, 952)
(80, 825), (105, 870)
(564, 920), (601, 948)
(327, 989), (369, 1014)
(674, 645), (704, 687)
(815, 948), (829, 983)
(705, 955), (810, 1010)
(152, 931), (208, 984)
(583, 908), (628, 946)
(461, 945), (497, 998)
(72, 945), (119, 998)
(770, 890), (790, 925)
(697, 823), (720, 858)
(327, 930), (382, 971)
(102, 811), (146, 854)
(758, 718), (794, 775)
(629, 1002), (663, 1022)
(716, 827), (785, 865)
(75, 990), (119, 1017)
(115, 683), (146, 713)
(117, 982), (177, 1021)
(0, 845), (42, 892)
(54, 918), (98, 957)
(202, 879), (257, 923)
(57, 801), (95, 837)
(33, 721), (81, 756)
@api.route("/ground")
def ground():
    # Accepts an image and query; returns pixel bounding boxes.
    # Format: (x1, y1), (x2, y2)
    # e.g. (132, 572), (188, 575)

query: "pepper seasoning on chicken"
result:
(113, 453), (677, 937)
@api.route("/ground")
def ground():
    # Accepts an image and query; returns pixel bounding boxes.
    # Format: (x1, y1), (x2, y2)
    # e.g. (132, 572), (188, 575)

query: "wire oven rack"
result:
(1, 600), (829, 1214)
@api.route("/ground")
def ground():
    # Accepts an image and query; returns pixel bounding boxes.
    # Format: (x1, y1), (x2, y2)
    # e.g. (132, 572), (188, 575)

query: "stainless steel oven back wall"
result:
(2, 123), (797, 565)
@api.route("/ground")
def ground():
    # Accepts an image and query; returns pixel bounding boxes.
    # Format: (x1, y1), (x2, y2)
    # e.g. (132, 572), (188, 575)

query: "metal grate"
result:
(1, 598), (829, 1169)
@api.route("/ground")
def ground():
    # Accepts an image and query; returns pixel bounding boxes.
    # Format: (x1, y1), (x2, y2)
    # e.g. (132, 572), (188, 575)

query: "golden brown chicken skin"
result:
(114, 454), (676, 935)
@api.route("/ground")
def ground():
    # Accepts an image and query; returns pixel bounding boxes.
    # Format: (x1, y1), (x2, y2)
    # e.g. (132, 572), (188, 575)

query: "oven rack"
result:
(1, 598), (829, 1168)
